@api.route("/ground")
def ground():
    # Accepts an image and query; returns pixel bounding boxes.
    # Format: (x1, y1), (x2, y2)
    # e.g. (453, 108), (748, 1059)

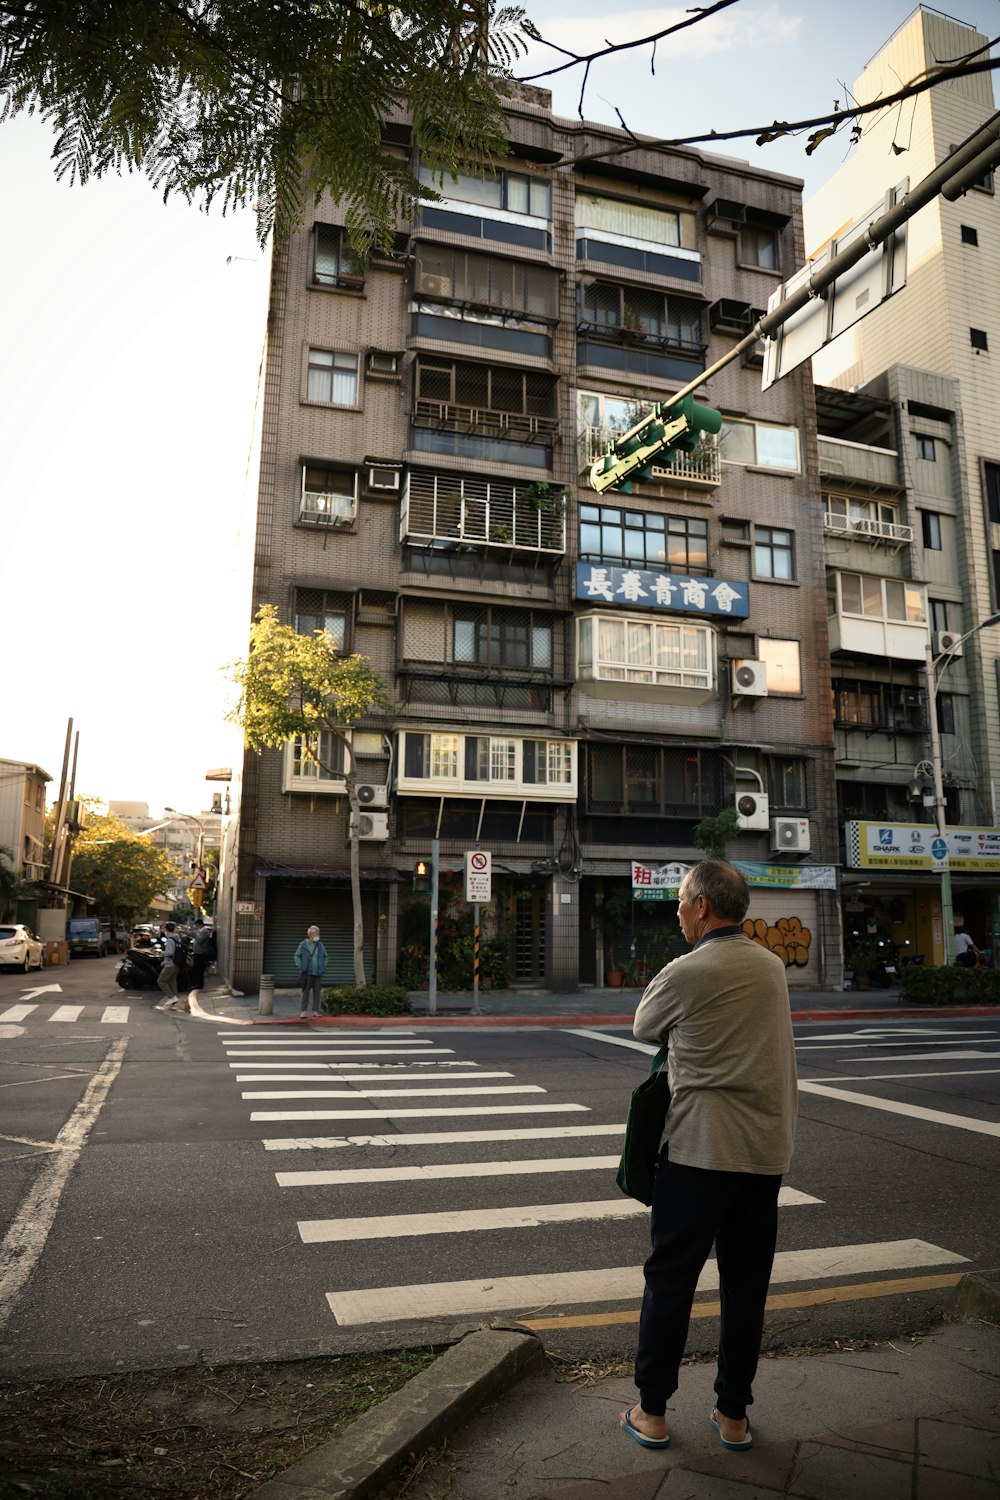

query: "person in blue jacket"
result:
(294, 924), (328, 1021)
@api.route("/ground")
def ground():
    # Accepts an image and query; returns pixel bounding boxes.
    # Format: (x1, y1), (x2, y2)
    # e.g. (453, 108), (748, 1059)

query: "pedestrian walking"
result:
(155, 922), (185, 1011)
(953, 923), (980, 968)
(294, 924), (328, 1021)
(189, 918), (212, 991)
(619, 859), (798, 1453)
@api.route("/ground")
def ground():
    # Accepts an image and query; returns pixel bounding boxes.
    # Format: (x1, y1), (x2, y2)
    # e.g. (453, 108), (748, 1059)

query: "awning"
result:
(256, 863), (402, 883)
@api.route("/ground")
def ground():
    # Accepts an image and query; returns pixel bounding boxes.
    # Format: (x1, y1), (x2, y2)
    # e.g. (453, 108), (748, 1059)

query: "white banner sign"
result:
(465, 849), (492, 903)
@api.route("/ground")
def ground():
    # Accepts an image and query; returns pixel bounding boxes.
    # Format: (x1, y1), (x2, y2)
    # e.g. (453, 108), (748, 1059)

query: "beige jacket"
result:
(633, 933), (798, 1175)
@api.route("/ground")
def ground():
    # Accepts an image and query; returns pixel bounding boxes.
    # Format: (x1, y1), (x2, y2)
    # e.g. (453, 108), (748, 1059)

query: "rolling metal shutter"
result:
(262, 884), (376, 985)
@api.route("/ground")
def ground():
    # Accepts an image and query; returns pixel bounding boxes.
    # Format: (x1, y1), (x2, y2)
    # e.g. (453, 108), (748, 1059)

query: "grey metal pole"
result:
(428, 836), (440, 1015)
(925, 642), (954, 966)
(472, 902), (480, 1015)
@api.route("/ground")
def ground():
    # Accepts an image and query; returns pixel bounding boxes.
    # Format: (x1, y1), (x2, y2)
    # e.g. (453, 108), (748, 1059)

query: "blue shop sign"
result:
(575, 563), (749, 619)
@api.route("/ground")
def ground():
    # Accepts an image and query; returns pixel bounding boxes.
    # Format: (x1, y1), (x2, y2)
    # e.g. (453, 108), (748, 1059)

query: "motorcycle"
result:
(116, 940), (190, 992)
(869, 941), (900, 988)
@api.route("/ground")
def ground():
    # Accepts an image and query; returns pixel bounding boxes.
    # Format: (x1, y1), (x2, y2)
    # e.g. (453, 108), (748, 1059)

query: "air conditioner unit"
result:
(356, 783), (388, 809)
(731, 659), (768, 697)
(936, 630), (963, 657)
(735, 791), (770, 831)
(356, 811), (389, 841)
(771, 817), (811, 854)
(419, 273), (451, 298)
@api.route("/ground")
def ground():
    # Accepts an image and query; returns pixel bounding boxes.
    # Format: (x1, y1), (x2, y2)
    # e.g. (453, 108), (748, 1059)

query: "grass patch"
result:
(0, 1347), (436, 1499)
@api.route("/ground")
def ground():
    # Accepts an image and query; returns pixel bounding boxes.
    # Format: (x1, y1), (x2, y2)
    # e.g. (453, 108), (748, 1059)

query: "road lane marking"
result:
(242, 1085), (544, 1100)
(220, 1030), (419, 1038)
(261, 1124), (629, 1151)
(222, 1048), (457, 1058)
(301, 1186), (821, 1242)
(221, 1037), (433, 1048)
(798, 1080), (1000, 1136)
(0, 1037), (128, 1332)
(287, 1156), (625, 1187)
(807, 1068), (1000, 1083)
(101, 1007), (130, 1024)
(796, 1042), (1000, 1053)
(251, 1103), (590, 1121)
(235, 1071), (512, 1084)
(0, 1006), (38, 1022)
(521, 1271), (970, 1330)
(229, 1060), (479, 1070)
(49, 1007), (84, 1023)
(325, 1238), (968, 1325)
(563, 1029), (657, 1055)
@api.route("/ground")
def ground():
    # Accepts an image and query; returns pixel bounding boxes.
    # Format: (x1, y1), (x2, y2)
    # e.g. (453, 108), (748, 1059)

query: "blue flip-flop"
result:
(709, 1407), (753, 1450)
(619, 1406), (671, 1450)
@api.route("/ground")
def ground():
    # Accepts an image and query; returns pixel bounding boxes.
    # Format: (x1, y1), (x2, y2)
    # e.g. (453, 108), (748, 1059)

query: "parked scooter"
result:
(869, 940), (900, 988)
(115, 937), (190, 992)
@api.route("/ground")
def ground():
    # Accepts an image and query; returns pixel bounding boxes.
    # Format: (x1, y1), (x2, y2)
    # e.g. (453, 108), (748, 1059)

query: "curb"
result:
(234, 1005), (1000, 1028)
(945, 1271), (1000, 1327)
(246, 1328), (543, 1500)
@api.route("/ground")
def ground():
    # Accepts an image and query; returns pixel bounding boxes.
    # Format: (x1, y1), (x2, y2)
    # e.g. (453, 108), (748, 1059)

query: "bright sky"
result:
(0, 1), (996, 816)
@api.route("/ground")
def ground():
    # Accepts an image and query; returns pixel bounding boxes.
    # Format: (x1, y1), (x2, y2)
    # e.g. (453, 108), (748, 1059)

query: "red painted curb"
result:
(241, 1005), (1000, 1028)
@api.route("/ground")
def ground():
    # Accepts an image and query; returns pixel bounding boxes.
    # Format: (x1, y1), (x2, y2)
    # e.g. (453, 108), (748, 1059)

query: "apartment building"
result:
(0, 757), (51, 885)
(225, 83), (840, 993)
(807, 6), (1000, 958)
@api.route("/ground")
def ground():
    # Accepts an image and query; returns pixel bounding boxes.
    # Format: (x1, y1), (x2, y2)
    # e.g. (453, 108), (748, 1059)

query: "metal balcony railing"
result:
(298, 492), (357, 526)
(577, 426), (722, 487)
(413, 398), (558, 445)
(400, 471), (566, 553)
(823, 513), (913, 545)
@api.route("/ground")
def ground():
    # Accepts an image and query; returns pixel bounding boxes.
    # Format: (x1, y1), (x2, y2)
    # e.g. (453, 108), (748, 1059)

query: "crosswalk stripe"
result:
(235, 1071), (512, 1084)
(0, 1005), (37, 1022)
(229, 1060), (478, 1070)
(262, 1125), (629, 1151)
(325, 1238), (969, 1325)
(101, 1006), (130, 1024)
(285, 1154), (624, 1187)
(50, 1006), (84, 1023)
(798, 1080), (1000, 1137)
(222, 1048), (457, 1058)
(242, 1085), (544, 1100)
(813, 1049), (1000, 1063)
(221, 1038), (434, 1048)
(808, 1068), (1000, 1083)
(298, 1184), (820, 1239)
(251, 1103), (590, 1121)
(220, 1030), (418, 1038)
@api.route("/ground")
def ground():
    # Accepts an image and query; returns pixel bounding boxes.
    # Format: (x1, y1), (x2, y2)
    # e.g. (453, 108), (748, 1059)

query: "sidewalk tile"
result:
(533, 1471), (666, 1499)
(915, 1471), (1000, 1500)
(809, 1417), (914, 1458)
(787, 1439), (911, 1499)
(934, 1407), (1000, 1432)
(660, 1472), (780, 1498)
(679, 1439), (797, 1490)
(917, 1417), (1000, 1479)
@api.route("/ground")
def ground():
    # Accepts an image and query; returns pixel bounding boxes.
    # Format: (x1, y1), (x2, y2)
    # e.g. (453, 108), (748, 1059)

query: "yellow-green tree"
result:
(71, 810), (177, 924)
(229, 604), (393, 986)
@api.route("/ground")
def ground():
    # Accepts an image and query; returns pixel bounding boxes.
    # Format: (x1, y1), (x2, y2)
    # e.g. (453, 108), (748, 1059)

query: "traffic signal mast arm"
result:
(589, 394), (723, 495)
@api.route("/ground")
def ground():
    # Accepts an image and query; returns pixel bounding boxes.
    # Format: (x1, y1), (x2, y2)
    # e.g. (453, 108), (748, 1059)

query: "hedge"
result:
(321, 984), (411, 1016)
(899, 964), (1000, 1006)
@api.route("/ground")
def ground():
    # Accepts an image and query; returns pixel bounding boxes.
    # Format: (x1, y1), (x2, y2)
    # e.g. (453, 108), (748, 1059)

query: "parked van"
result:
(67, 917), (107, 957)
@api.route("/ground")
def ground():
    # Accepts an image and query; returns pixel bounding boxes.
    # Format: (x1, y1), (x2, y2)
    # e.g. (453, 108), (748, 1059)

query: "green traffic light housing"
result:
(589, 393), (723, 495)
(413, 858), (432, 894)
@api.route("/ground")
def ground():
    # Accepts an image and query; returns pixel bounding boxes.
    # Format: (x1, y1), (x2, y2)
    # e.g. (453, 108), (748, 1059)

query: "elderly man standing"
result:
(619, 859), (798, 1454)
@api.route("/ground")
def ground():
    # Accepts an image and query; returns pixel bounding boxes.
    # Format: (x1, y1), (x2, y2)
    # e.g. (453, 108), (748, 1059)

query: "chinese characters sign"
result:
(845, 821), (1000, 871)
(630, 861), (836, 898)
(576, 564), (749, 618)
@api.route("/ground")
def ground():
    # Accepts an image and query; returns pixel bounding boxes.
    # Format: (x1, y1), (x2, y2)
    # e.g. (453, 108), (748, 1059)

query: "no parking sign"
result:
(465, 850), (492, 902)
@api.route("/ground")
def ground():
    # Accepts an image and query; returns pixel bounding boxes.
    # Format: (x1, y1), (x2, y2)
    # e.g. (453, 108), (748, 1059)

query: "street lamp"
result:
(924, 611), (1000, 964)
(164, 808), (205, 865)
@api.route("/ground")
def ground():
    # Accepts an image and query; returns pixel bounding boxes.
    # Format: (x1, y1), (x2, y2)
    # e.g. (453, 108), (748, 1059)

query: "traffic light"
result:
(589, 394), (723, 494)
(413, 858), (432, 894)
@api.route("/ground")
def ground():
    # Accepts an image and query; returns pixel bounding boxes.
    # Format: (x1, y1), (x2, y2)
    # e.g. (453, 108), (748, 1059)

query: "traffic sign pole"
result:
(428, 836), (439, 1015)
(472, 903), (480, 1015)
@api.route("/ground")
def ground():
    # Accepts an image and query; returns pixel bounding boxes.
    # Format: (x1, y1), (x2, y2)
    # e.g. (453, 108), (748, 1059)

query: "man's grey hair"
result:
(307, 925), (321, 935)
(682, 859), (750, 922)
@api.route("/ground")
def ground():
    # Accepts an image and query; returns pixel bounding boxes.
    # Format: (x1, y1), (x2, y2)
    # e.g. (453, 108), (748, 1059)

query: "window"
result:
(465, 737), (517, 782)
(916, 434), (936, 461)
(575, 193), (688, 250)
(578, 284), (704, 353)
(579, 503), (709, 574)
(419, 165), (551, 219)
(754, 526), (794, 580)
(757, 638), (801, 694)
(961, 225), (979, 246)
(578, 614), (713, 691)
(985, 461), (1000, 524)
(937, 693), (956, 736)
(283, 731), (346, 792)
(295, 588), (349, 651)
(834, 680), (926, 733)
(414, 246), (559, 322)
(823, 494), (901, 531)
(401, 732), (576, 796)
(584, 743), (723, 820)
(834, 572), (926, 625)
(415, 359), (555, 419)
(313, 225), (364, 288)
(921, 511), (943, 550)
(452, 607), (553, 670)
(306, 348), (359, 406)
(523, 740), (573, 784)
(720, 418), (799, 472)
(739, 225), (779, 270)
(366, 350), (400, 378)
(929, 599), (953, 634)
(300, 464), (357, 525)
(767, 757), (806, 808)
(971, 328), (989, 352)
(366, 462), (401, 492)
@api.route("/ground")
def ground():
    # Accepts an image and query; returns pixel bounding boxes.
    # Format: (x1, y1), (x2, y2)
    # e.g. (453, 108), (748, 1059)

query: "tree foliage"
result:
(71, 811), (177, 921)
(0, 844), (22, 919)
(228, 604), (394, 985)
(0, 0), (531, 247)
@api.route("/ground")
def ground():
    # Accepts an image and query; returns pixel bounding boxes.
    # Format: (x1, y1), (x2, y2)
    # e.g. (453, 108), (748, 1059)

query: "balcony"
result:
(578, 426), (721, 488)
(818, 435), (900, 489)
(400, 470), (566, 554)
(823, 512), (913, 549)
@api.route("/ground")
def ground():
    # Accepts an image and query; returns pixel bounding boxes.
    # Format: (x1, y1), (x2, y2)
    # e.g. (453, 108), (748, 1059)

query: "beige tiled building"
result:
(225, 85), (841, 994)
(807, 6), (1000, 960)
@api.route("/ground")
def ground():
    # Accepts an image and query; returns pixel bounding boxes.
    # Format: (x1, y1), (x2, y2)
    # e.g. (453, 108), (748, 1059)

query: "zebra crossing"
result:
(220, 1027), (971, 1333)
(0, 1003), (130, 1024)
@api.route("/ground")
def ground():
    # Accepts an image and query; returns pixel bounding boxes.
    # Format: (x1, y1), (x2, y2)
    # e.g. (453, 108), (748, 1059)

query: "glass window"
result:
(757, 638), (801, 694)
(971, 327), (989, 351)
(930, 599), (952, 634)
(937, 693), (956, 735)
(314, 225), (364, 286)
(575, 193), (688, 249)
(768, 757), (806, 807)
(420, 165), (550, 218)
(721, 418), (798, 471)
(916, 434), (936, 461)
(754, 526), (794, 579)
(921, 511), (943, 549)
(490, 738), (517, 781)
(583, 616), (712, 690)
(430, 735), (460, 778)
(452, 608), (552, 671)
(291, 732), (344, 780)
(306, 348), (359, 405)
(740, 225), (778, 269)
(579, 503), (708, 574)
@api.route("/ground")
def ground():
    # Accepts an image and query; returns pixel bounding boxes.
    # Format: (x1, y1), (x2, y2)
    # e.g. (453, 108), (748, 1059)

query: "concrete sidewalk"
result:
(250, 1280), (1000, 1499)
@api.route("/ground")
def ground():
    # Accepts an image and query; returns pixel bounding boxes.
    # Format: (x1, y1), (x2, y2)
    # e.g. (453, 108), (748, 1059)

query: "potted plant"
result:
(846, 939), (876, 991)
(602, 890), (631, 987)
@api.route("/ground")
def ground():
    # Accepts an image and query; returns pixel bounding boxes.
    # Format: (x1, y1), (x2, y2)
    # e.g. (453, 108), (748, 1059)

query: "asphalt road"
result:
(0, 961), (997, 1377)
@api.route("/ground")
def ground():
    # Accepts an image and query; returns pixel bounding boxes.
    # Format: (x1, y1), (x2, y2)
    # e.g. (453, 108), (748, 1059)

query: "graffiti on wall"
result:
(742, 916), (812, 967)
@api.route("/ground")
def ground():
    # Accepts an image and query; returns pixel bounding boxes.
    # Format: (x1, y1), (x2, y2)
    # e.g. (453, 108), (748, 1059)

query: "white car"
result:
(0, 923), (45, 972)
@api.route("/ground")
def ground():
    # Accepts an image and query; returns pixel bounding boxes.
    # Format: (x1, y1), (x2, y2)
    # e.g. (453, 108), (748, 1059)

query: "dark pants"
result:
(301, 973), (324, 1014)
(190, 954), (208, 989)
(635, 1156), (781, 1422)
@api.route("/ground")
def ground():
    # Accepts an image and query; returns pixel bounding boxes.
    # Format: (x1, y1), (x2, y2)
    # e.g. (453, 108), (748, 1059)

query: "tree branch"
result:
(521, 0), (742, 83)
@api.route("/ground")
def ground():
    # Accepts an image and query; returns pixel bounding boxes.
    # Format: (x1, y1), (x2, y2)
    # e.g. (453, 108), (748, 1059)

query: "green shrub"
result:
(900, 964), (1000, 1005)
(321, 984), (411, 1016)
